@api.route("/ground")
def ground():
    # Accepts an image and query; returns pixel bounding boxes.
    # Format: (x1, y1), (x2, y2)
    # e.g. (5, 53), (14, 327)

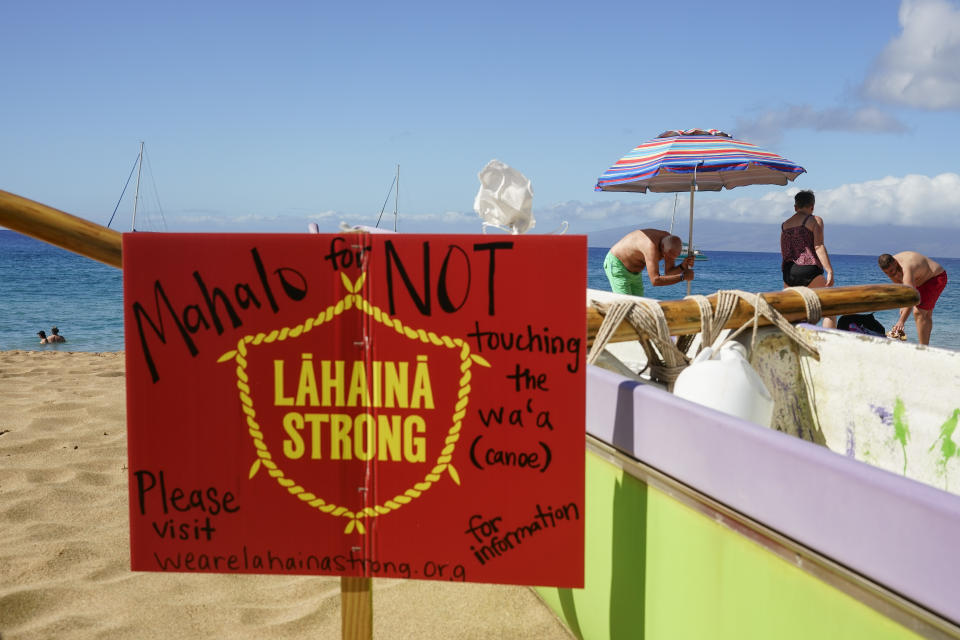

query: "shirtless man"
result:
(47, 327), (66, 343)
(878, 251), (948, 345)
(603, 228), (695, 296)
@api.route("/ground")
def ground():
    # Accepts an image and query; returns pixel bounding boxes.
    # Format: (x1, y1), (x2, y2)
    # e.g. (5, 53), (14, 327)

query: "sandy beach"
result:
(0, 351), (573, 640)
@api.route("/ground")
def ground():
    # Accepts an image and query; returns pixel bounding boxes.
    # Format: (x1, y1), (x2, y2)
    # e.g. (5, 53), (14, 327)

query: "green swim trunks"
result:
(603, 251), (645, 296)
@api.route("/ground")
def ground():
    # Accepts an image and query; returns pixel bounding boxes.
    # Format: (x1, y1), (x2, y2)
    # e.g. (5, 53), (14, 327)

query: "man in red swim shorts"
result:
(879, 251), (948, 345)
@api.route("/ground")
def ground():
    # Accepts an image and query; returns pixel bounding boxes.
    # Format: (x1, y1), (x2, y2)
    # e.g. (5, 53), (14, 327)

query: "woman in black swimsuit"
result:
(780, 190), (836, 328)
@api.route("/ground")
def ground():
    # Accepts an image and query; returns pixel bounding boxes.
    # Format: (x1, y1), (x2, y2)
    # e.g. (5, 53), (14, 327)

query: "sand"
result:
(0, 351), (573, 640)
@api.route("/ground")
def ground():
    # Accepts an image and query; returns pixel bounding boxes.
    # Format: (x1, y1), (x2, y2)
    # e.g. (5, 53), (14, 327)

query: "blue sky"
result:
(3, 0), (960, 241)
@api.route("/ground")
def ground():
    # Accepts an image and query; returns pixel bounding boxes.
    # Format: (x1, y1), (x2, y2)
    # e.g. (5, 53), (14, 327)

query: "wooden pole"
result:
(587, 284), (919, 347)
(0, 190), (122, 268)
(686, 175), (695, 297)
(341, 576), (372, 639)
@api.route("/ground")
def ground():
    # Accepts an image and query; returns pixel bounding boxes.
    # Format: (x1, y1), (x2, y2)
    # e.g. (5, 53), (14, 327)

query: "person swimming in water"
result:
(37, 328), (66, 344)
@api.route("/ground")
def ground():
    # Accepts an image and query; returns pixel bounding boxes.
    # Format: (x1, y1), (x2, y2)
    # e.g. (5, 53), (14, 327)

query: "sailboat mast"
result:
(131, 141), (144, 232)
(394, 163), (399, 232)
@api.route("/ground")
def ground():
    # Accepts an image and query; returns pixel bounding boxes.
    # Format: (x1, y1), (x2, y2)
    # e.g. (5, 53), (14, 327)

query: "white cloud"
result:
(164, 208), (341, 232)
(365, 210), (479, 233)
(862, 0), (960, 109)
(734, 105), (908, 147)
(545, 200), (641, 222)
(817, 173), (960, 225)
(146, 173), (960, 236)
(554, 173), (960, 229)
(544, 198), (674, 228)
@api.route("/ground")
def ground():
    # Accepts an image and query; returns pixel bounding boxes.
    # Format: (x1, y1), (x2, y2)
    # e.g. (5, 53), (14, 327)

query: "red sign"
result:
(123, 233), (585, 587)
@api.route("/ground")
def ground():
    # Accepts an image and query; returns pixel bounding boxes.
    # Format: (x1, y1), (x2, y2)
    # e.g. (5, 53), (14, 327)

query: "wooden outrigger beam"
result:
(1, 190), (919, 345)
(588, 284), (919, 346)
(0, 190), (122, 268)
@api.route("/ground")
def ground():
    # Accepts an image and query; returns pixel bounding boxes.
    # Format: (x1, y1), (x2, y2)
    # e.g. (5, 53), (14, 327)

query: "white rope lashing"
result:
(588, 287), (822, 387)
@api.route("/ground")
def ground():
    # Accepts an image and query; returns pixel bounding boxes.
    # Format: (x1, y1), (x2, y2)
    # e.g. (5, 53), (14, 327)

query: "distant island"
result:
(586, 220), (960, 259)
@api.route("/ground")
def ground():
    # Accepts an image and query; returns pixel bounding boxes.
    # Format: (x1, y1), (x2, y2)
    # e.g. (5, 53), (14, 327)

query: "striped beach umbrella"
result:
(594, 128), (806, 292)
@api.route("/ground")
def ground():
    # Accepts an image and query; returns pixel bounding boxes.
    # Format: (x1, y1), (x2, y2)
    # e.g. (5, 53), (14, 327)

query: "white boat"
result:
(682, 242), (707, 260)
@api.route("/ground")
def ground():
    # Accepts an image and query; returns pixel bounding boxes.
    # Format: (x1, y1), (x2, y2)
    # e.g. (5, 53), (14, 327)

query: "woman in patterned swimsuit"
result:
(780, 190), (836, 329)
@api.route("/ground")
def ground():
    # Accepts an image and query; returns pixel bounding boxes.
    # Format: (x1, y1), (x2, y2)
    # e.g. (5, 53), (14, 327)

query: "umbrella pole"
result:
(686, 175), (695, 296)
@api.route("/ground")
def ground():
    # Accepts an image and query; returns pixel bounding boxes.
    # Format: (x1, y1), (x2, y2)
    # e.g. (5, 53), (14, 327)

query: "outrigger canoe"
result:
(534, 289), (960, 639)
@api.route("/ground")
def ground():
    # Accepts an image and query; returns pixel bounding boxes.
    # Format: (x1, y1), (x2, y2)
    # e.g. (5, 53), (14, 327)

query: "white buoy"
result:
(673, 342), (774, 427)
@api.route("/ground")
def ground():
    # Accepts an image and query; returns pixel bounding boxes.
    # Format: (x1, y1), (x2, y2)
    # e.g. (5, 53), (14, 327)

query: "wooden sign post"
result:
(341, 576), (372, 639)
(122, 233), (586, 638)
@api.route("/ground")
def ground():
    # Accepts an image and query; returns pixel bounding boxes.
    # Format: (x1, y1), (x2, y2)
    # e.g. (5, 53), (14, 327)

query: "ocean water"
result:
(0, 231), (123, 351)
(2, 231), (958, 351)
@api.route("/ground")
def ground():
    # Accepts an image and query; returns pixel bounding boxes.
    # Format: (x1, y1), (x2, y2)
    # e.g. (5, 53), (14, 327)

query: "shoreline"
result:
(0, 351), (572, 639)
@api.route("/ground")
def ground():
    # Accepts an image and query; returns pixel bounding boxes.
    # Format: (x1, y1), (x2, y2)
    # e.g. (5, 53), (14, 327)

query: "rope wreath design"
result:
(217, 272), (491, 534)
